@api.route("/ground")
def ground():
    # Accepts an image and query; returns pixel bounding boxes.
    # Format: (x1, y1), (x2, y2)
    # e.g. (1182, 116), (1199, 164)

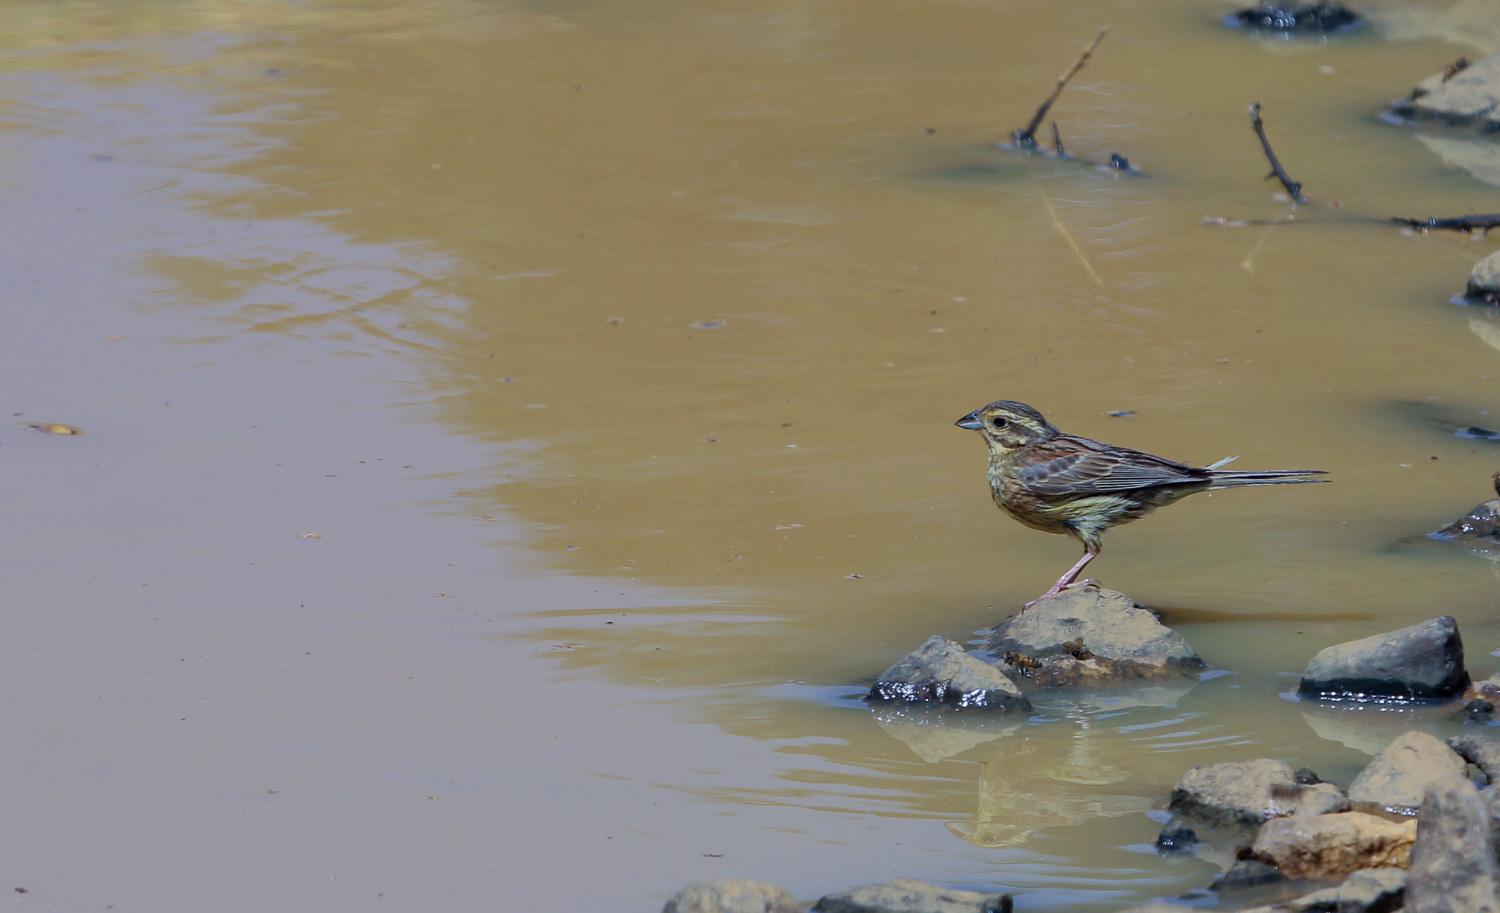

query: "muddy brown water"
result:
(5, 1), (1500, 910)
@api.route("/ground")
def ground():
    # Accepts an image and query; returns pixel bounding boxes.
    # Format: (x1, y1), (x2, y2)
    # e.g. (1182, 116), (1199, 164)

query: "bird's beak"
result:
(955, 410), (984, 430)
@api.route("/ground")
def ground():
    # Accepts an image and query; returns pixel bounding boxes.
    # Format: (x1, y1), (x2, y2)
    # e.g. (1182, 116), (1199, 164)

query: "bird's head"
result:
(955, 400), (1059, 452)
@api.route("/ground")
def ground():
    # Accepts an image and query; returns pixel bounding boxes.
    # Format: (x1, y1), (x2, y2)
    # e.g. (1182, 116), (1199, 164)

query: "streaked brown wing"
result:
(1017, 435), (1205, 496)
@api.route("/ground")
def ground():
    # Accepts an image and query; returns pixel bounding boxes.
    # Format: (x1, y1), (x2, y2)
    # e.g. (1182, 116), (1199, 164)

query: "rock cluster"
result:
(691, 603), (1500, 912)
(1148, 731), (1500, 912)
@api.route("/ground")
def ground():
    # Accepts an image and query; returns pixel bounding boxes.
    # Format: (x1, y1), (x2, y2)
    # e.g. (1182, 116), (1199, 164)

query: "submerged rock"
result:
(868, 636), (1031, 712)
(1348, 731), (1468, 815)
(662, 879), (803, 913)
(813, 877), (1012, 913)
(1297, 616), (1469, 702)
(1250, 811), (1417, 879)
(1391, 51), (1500, 132)
(1168, 758), (1349, 829)
(1406, 775), (1500, 912)
(986, 585), (1205, 687)
(1227, 2), (1363, 32)
(1154, 822), (1200, 853)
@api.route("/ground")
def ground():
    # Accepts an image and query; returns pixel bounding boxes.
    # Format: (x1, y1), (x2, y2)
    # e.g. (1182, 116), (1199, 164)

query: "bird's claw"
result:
(1022, 578), (1100, 611)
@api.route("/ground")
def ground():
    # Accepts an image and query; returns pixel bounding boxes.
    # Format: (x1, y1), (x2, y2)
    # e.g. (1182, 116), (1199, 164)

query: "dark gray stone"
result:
(1169, 758), (1349, 828)
(868, 636), (1031, 712)
(1155, 822), (1200, 853)
(1406, 775), (1500, 913)
(1298, 617), (1469, 702)
(986, 585), (1204, 687)
(813, 878), (1011, 913)
(1390, 51), (1500, 132)
(662, 879), (804, 913)
(1349, 731), (1468, 815)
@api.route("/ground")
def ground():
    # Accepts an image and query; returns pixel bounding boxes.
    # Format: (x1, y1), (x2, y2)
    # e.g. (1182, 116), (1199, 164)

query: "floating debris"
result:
(20, 422), (83, 435)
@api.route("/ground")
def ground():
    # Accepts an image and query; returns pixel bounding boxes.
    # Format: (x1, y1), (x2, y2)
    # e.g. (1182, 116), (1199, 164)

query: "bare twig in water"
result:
(1392, 214), (1500, 235)
(1014, 29), (1108, 148)
(1051, 121), (1065, 156)
(1249, 102), (1307, 204)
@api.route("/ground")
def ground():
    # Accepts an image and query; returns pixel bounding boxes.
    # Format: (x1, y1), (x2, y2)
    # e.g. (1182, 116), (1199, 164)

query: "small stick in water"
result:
(1051, 121), (1065, 156)
(1391, 214), (1500, 235)
(1013, 29), (1108, 148)
(1249, 102), (1307, 204)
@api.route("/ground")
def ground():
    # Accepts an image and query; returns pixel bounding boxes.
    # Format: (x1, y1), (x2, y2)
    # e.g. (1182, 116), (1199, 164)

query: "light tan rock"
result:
(1168, 758), (1347, 828)
(1348, 731), (1467, 814)
(1251, 811), (1416, 879)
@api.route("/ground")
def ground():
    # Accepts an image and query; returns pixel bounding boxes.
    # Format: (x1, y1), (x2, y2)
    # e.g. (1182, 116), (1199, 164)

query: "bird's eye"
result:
(990, 417), (1008, 429)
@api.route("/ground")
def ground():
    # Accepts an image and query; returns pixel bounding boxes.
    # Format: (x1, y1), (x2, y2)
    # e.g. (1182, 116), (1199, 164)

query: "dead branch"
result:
(1391, 214), (1500, 235)
(1249, 102), (1308, 204)
(1013, 29), (1108, 148)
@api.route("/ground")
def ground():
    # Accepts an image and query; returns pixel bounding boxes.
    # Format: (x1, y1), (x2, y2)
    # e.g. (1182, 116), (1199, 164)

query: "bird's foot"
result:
(1022, 578), (1100, 611)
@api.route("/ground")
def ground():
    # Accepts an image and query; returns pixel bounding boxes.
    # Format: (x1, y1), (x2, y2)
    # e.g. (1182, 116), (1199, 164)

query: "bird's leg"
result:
(1024, 543), (1100, 610)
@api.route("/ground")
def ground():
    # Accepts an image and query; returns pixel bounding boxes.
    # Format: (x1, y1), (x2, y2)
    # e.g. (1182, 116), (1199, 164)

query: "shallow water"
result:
(4, 0), (1500, 909)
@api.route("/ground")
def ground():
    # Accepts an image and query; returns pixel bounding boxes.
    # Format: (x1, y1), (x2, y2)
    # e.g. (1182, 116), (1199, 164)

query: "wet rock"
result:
(1470, 254), (1500, 305)
(1431, 472), (1500, 542)
(1250, 811), (1417, 879)
(1459, 698), (1497, 723)
(662, 879), (803, 913)
(1447, 733), (1500, 784)
(1391, 51), (1500, 132)
(1297, 616), (1469, 702)
(869, 636), (1031, 712)
(1227, 2), (1362, 32)
(986, 585), (1205, 687)
(1168, 758), (1349, 828)
(813, 877), (1012, 913)
(1348, 731), (1468, 815)
(1155, 822), (1200, 853)
(1406, 775), (1500, 912)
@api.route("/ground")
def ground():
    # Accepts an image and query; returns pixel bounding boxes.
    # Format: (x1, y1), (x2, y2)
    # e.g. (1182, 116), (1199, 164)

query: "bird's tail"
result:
(1205, 468), (1328, 489)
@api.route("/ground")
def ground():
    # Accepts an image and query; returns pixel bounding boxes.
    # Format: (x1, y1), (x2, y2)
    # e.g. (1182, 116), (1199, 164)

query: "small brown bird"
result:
(956, 401), (1326, 607)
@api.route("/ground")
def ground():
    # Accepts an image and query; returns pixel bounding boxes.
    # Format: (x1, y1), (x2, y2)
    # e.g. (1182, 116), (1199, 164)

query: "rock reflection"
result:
(951, 714), (1151, 849)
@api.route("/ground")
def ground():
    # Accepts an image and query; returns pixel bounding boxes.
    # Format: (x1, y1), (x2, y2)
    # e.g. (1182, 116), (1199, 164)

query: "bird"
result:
(955, 400), (1327, 608)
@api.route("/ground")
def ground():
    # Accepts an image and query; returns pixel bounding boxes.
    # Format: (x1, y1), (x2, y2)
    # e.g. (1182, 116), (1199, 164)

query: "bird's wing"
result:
(1017, 437), (1205, 496)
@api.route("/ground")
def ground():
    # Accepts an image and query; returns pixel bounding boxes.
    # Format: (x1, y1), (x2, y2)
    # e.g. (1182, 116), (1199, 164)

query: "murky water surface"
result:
(5, 1), (1500, 909)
